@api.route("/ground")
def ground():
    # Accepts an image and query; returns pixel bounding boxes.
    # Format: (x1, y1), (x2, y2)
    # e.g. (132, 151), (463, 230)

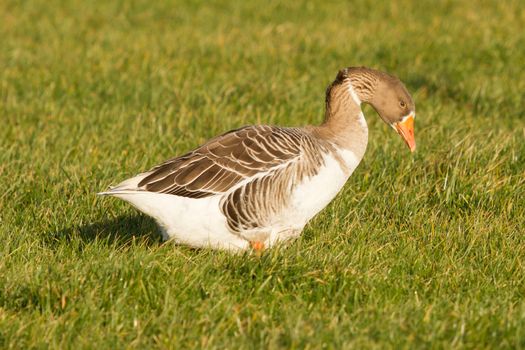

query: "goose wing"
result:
(135, 125), (313, 198)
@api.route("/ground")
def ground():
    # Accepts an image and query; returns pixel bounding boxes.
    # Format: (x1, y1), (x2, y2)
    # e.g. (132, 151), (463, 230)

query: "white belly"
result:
(112, 192), (249, 251)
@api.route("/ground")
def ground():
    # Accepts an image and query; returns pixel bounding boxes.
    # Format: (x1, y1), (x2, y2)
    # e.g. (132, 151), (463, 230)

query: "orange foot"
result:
(250, 241), (265, 253)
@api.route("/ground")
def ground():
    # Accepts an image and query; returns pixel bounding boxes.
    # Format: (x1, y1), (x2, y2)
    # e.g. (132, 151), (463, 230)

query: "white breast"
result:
(279, 147), (363, 232)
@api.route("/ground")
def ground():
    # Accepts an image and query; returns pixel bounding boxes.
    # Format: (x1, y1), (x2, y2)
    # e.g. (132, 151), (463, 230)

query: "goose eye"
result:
(399, 101), (406, 108)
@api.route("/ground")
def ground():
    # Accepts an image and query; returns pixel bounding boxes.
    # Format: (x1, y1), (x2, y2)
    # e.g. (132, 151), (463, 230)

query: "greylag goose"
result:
(99, 67), (416, 252)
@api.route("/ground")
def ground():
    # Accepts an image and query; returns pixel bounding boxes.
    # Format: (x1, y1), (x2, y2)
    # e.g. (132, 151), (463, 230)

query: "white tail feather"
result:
(98, 171), (153, 196)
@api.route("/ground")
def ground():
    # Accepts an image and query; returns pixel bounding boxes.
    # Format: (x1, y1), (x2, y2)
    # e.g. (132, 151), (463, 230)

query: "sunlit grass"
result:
(1, 0), (524, 348)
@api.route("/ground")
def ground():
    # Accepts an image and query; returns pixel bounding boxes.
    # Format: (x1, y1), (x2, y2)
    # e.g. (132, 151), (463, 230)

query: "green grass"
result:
(1, 0), (525, 348)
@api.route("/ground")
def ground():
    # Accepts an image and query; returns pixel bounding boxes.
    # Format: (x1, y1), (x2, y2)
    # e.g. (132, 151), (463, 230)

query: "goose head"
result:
(368, 72), (416, 152)
(339, 67), (417, 152)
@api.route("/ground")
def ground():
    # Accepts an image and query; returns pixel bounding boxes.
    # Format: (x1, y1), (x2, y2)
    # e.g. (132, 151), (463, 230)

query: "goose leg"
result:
(250, 241), (265, 253)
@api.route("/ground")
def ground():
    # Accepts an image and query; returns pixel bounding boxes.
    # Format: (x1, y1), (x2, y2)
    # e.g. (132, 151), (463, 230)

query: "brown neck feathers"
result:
(315, 68), (376, 154)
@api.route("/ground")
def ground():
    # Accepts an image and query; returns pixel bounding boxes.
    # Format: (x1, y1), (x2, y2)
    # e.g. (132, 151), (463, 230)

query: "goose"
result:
(99, 67), (416, 252)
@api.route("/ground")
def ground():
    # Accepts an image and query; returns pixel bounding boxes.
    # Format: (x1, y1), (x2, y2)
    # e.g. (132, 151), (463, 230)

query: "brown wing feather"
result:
(220, 130), (329, 234)
(137, 126), (303, 198)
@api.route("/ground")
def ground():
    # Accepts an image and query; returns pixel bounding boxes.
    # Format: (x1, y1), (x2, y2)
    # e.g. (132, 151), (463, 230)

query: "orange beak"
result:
(394, 114), (416, 152)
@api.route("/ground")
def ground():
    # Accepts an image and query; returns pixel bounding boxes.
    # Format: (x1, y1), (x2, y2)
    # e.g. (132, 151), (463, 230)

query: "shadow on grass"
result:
(45, 214), (163, 250)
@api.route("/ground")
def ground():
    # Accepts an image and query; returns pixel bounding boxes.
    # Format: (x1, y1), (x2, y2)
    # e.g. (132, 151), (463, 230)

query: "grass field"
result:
(1, 0), (525, 348)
